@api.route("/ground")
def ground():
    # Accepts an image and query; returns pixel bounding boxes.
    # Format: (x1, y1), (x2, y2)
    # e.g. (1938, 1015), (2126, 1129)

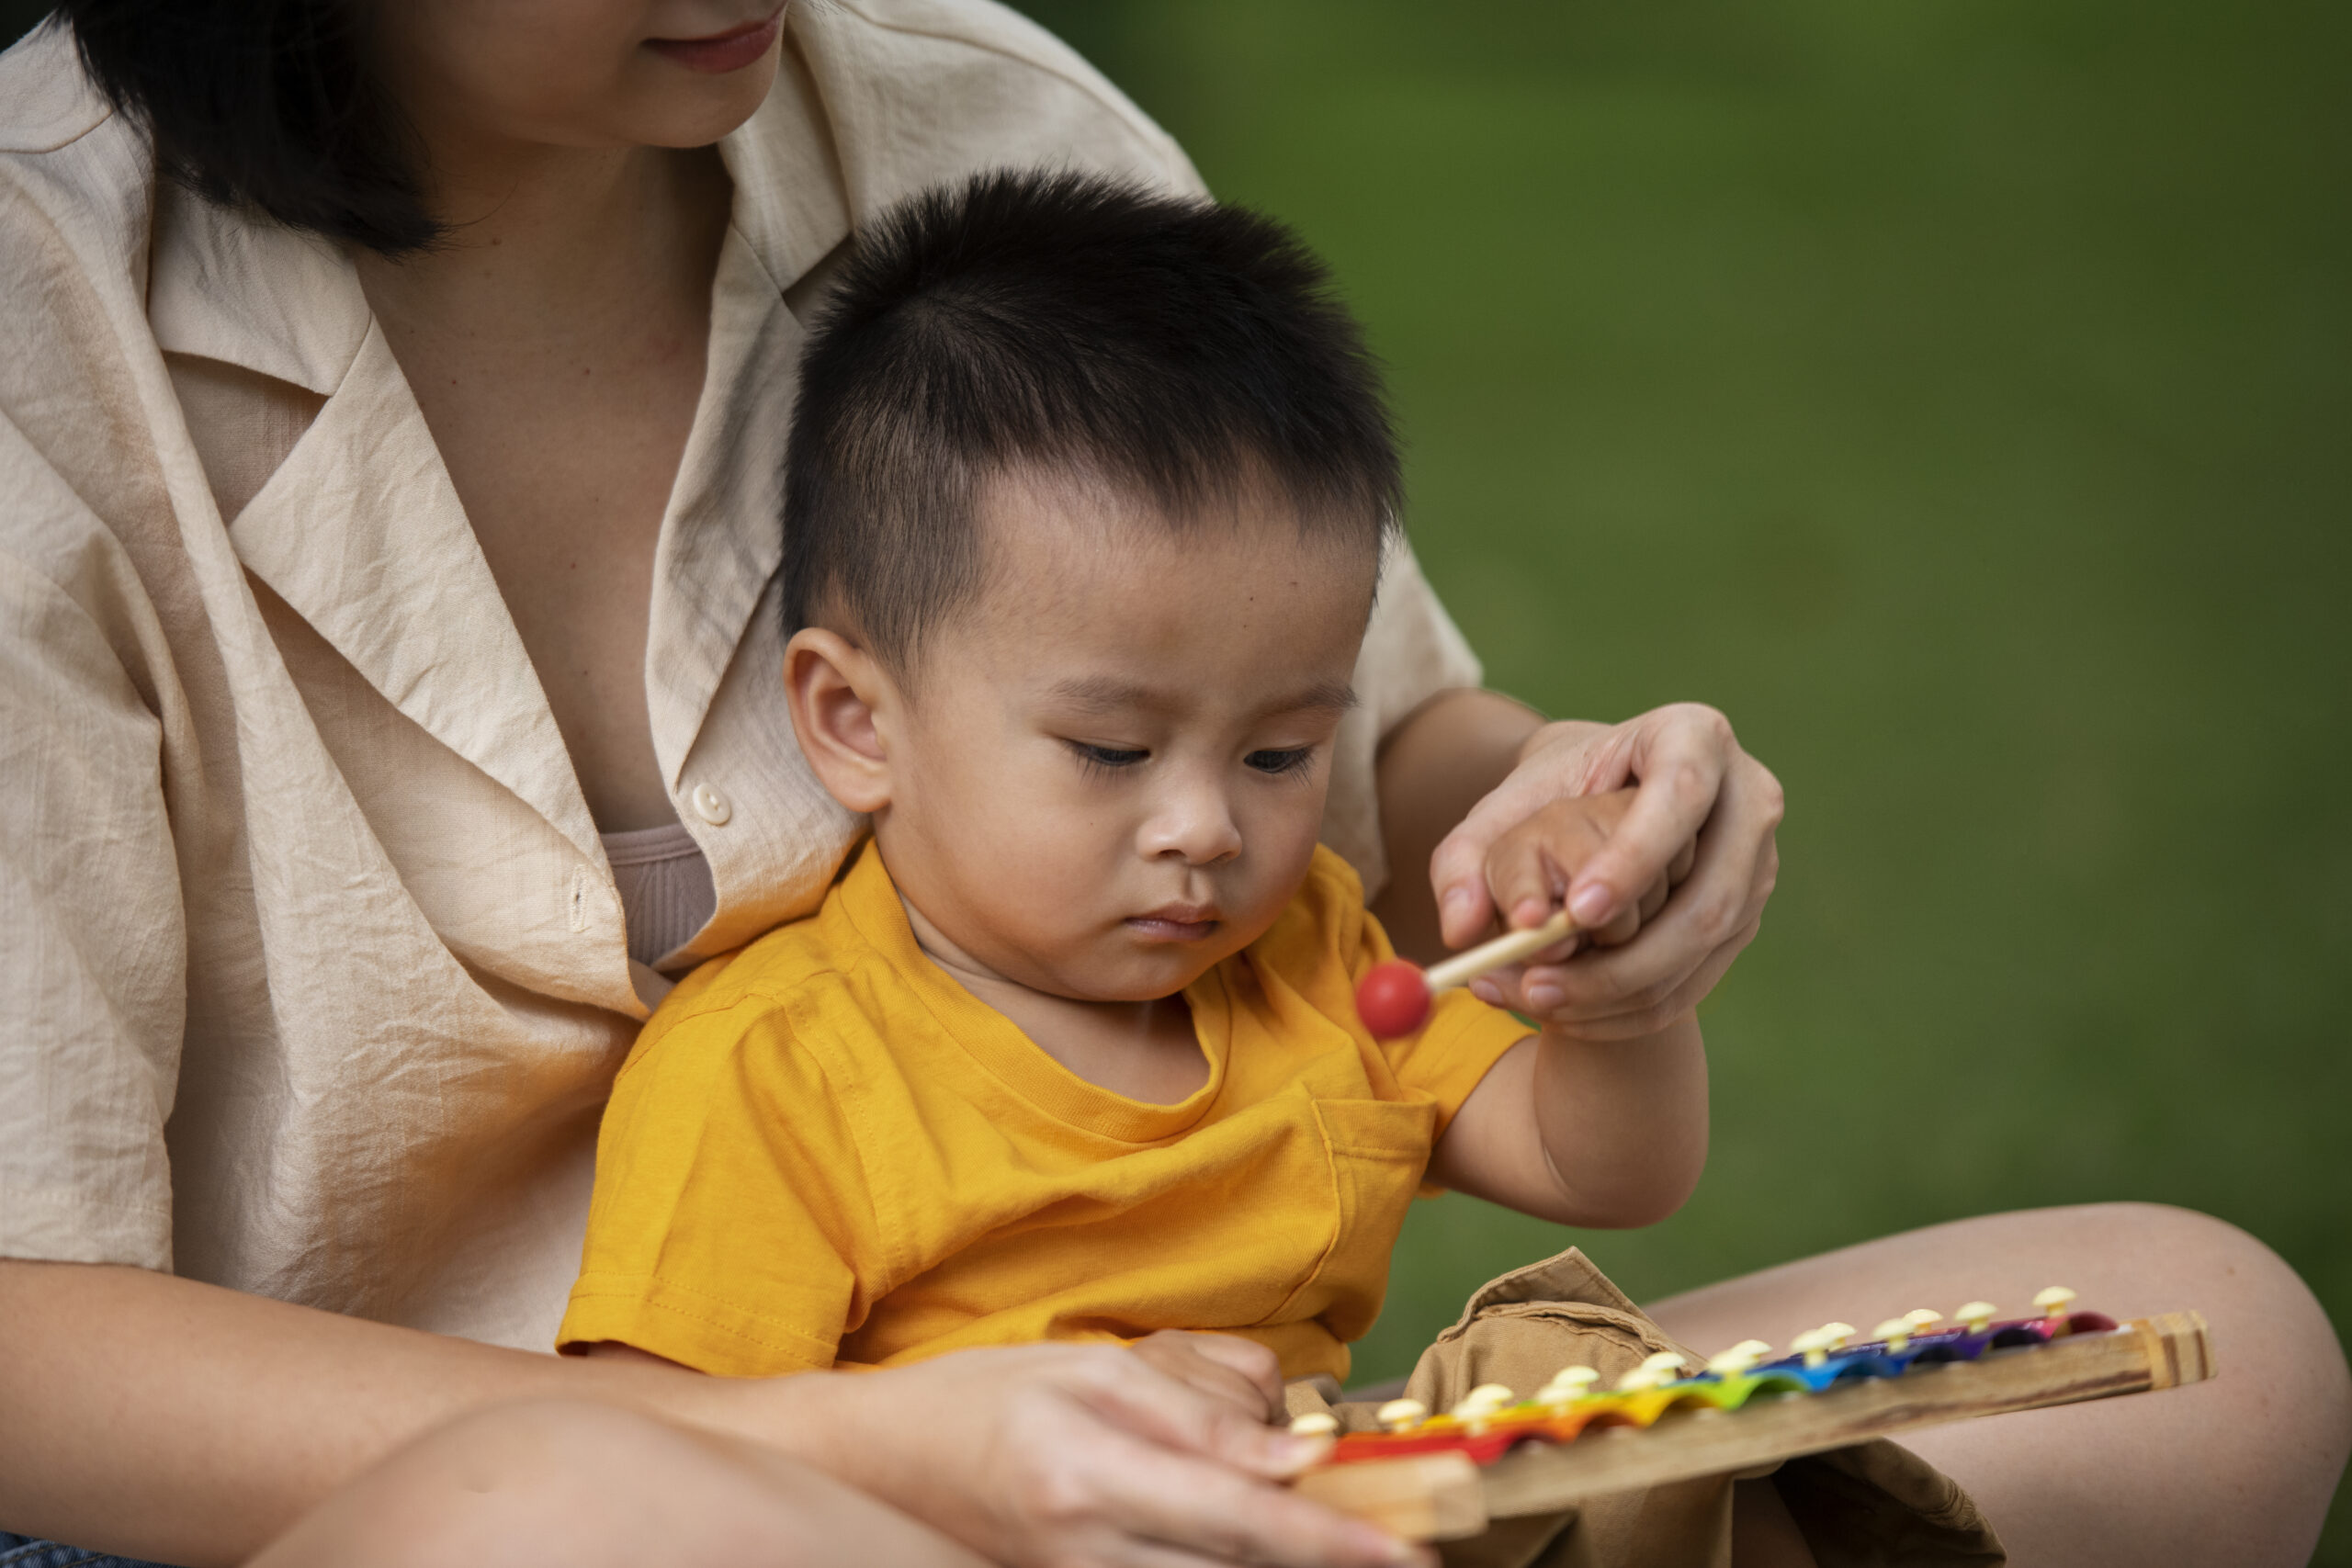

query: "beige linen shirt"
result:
(0, 0), (1481, 1352)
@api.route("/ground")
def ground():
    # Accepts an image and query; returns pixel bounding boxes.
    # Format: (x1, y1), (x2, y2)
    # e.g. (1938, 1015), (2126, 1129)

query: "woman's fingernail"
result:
(1526, 983), (1566, 1012)
(1570, 883), (1613, 925)
(1470, 978), (1503, 1006)
(1442, 886), (1478, 920)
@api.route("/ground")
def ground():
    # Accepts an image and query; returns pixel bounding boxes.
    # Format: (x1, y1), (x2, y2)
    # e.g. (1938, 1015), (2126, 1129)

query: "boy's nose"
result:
(1139, 784), (1244, 866)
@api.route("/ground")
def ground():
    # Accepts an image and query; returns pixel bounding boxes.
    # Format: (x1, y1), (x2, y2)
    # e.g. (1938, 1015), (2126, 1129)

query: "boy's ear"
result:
(784, 627), (899, 816)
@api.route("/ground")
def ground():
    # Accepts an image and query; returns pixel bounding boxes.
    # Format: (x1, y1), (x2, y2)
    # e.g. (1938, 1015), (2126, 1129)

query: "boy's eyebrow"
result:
(1045, 675), (1359, 717)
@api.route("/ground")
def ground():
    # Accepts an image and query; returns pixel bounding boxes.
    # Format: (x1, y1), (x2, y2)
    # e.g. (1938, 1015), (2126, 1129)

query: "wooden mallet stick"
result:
(1355, 909), (1577, 1038)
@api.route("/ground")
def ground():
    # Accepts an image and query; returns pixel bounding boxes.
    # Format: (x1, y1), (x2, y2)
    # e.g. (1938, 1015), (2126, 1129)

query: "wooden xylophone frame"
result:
(1294, 1311), (2215, 1542)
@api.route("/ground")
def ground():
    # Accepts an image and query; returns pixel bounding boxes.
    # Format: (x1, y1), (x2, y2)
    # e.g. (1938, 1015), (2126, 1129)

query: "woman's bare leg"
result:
(1645, 1203), (2349, 1568)
(250, 1398), (990, 1568)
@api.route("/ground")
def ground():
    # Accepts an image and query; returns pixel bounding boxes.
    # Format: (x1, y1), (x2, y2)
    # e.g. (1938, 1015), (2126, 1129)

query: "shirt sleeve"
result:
(1319, 538), (1485, 899)
(1299, 848), (1532, 1145)
(0, 417), (184, 1271)
(558, 988), (878, 1377)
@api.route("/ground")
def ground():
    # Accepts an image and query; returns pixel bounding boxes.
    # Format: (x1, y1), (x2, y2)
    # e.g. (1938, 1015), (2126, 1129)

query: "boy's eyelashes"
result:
(1069, 741), (1149, 776)
(1243, 747), (1316, 777)
(1058, 740), (1322, 779)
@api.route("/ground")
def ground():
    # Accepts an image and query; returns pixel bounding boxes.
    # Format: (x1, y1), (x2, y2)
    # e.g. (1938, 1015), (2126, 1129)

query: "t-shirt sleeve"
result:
(1306, 849), (1532, 1144)
(1319, 539), (1484, 900)
(558, 990), (878, 1377)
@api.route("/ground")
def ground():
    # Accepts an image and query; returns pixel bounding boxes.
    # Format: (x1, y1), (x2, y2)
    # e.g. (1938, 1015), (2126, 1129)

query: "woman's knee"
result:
(255, 1398), (986, 1568)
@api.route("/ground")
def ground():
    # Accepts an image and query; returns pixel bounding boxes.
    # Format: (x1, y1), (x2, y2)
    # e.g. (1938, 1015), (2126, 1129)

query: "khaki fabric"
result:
(1292, 1249), (2004, 1568)
(0, 2), (1481, 1351)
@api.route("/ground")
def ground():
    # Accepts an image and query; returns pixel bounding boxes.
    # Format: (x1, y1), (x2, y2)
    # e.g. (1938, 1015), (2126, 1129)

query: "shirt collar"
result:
(146, 27), (851, 395)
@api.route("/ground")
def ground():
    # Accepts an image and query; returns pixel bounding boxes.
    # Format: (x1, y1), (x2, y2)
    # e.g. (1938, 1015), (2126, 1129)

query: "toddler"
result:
(555, 169), (1708, 1385)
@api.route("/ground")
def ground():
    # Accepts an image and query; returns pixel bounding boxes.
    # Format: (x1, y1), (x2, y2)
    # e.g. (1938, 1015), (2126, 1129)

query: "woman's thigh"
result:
(1645, 1202), (2350, 1568)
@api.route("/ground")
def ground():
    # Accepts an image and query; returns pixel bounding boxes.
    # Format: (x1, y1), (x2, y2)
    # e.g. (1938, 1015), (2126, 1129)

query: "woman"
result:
(0, 3), (2338, 1565)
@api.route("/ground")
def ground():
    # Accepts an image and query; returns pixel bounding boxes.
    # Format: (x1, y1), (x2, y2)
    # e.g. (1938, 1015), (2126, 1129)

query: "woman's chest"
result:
(396, 323), (708, 832)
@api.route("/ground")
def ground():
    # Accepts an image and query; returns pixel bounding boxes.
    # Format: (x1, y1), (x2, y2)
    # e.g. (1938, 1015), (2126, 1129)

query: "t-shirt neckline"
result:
(833, 840), (1233, 1145)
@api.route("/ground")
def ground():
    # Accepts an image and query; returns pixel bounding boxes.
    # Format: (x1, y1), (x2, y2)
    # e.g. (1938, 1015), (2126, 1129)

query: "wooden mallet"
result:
(1355, 909), (1577, 1039)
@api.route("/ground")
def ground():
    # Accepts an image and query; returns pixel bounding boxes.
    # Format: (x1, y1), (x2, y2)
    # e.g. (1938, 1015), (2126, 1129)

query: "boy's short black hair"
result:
(60, 0), (436, 255)
(782, 169), (1401, 670)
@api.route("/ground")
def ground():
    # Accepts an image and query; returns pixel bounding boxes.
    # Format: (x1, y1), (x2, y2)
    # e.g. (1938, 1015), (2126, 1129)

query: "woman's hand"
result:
(762, 1342), (1426, 1568)
(1427, 704), (1783, 1042)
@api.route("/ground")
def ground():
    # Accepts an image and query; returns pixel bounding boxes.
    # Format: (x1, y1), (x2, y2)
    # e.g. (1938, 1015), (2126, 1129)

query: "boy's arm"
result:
(1426, 1013), (1708, 1228)
(1420, 788), (1712, 1226)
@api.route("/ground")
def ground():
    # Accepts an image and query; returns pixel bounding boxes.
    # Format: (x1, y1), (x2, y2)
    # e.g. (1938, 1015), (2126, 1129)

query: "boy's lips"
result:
(645, 6), (786, 73)
(1125, 906), (1220, 942)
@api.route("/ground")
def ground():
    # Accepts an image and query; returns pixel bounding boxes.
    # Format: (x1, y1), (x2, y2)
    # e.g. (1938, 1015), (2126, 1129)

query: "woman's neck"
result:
(354, 135), (732, 356)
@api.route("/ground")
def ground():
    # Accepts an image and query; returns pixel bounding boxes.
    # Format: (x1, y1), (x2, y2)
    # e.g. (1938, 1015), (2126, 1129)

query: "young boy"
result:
(556, 169), (1707, 1388)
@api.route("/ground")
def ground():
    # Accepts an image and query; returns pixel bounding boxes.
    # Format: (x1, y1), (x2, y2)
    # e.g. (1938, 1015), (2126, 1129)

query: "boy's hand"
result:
(1126, 1329), (1287, 1423)
(1432, 705), (1781, 1043)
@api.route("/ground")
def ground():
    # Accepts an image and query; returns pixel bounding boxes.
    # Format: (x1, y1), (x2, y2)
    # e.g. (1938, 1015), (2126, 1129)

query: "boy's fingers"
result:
(1129, 1332), (1284, 1420)
(1070, 1357), (1325, 1481)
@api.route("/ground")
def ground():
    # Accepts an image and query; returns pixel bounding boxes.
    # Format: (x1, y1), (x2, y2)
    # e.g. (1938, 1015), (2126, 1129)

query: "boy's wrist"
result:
(1535, 1006), (1701, 1054)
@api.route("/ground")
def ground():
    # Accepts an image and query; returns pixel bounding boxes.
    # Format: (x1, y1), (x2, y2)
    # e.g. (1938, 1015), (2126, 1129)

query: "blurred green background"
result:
(6, 0), (2343, 1552)
(1001, 0), (2349, 1552)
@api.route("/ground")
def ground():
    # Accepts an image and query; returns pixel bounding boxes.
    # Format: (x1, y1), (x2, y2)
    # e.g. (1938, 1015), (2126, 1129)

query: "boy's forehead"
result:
(956, 468), (1380, 691)
(973, 467), (1377, 598)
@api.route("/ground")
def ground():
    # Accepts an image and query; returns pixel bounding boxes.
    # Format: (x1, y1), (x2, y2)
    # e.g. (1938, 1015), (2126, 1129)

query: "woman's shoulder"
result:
(0, 20), (154, 269)
(0, 21), (116, 161)
(786, 0), (1205, 198)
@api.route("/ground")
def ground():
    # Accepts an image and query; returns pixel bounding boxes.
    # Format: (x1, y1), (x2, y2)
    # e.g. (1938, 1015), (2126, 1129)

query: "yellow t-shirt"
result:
(557, 840), (1533, 1382)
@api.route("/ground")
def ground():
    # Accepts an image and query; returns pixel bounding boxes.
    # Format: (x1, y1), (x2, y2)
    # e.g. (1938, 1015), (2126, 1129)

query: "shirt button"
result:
(689, 782), (732, 826)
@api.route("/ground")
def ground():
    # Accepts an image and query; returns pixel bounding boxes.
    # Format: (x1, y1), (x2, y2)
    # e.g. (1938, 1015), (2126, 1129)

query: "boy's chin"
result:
(1039, 952), (1223, 1006)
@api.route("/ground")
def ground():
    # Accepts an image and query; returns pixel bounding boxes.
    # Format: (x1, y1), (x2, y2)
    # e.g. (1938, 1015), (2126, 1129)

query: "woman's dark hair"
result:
(784, 169), (1402, 672)
(59, 0), (437, 254)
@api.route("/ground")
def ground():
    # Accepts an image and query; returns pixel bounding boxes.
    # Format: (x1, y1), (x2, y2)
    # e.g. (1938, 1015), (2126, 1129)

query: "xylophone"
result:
(1290, 1290), (2216, 1541)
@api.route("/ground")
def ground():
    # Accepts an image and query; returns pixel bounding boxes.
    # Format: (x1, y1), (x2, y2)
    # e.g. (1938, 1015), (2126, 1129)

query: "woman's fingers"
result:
(1500, 826), (1774, 1036)
(1029, 1422), (1423, 1568)
(1555, 705), (1746, 930)
(1428, 721), (1617, 948)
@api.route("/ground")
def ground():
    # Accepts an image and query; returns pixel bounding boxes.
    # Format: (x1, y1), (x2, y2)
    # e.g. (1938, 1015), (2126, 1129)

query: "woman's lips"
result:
(1125, 909), (1220, 942)
(645, 7), (786, 74)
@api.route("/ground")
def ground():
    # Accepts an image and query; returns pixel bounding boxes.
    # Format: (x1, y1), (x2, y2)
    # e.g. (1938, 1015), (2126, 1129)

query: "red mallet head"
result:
(1356, 959), (1432, 1039)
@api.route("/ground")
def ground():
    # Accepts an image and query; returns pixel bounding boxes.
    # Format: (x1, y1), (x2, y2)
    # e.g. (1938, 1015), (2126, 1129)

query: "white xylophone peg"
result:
(1903, 1308), (1943, 1333)
(1376, 1397), (1428, 1433)
(2033, 1285), (2077, 1320)
(1450, 1383), (1517, 1432)
(1706, 1339), (1774, 1376)
(1872, 1317), (1917, 1352)
(1955, 1301), (1998, 1335)
(1537, 1365), (1600, 1406)
(1616, 1350), (1690, 1392)
(1288, 1412), (1339, 1437)
(1791, 1322), (1853, 1369)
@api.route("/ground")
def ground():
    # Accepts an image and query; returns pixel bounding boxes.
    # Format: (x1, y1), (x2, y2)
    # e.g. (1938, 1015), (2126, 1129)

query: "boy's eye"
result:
(1070, 742), (1149, 773)
(1244, 748), (1315, 776)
